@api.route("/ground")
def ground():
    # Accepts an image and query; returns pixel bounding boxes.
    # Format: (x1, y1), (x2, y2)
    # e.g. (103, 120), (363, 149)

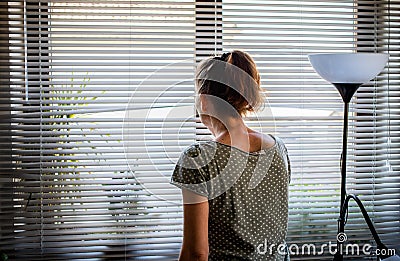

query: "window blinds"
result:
(1, 0), (195, 260)
(1, 0), (399, 260)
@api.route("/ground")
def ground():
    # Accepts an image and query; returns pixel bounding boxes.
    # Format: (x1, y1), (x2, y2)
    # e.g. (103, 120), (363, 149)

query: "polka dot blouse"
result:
(171, 134), (291, 261)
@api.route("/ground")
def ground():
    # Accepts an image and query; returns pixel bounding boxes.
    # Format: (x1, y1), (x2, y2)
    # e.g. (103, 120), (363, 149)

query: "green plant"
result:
(0, 252), (8, 261)
(25, 73), (94, 209)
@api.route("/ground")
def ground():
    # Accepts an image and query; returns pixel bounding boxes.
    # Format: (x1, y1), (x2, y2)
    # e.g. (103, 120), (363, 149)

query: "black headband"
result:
(213, 52), (231, 62)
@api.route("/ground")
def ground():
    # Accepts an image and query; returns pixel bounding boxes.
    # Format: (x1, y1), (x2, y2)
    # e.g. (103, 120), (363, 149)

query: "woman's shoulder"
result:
(181, 141), (217, 156)
(271, 135), (288, 153)
(177, 141), (219, 169)
(181, 143), (202, 158)
(247, 131), (288, 154)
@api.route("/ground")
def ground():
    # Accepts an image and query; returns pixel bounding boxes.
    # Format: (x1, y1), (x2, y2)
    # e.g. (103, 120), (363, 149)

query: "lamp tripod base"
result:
(333, 194), (395, 261)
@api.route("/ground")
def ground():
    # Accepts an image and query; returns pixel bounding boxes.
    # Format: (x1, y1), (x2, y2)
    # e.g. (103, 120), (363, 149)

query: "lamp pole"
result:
(332, 83), (361, 261)
(332, 83), (394, 261)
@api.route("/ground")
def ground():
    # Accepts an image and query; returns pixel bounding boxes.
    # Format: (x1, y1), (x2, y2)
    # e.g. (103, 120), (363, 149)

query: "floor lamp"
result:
(308, 53), (399, 261)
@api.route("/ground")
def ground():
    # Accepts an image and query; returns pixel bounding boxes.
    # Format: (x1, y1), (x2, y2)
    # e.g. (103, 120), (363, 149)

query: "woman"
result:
(171, 50), (291, 261)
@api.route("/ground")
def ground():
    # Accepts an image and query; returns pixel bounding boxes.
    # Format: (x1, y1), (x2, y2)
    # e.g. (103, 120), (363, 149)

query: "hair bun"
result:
(196, 50), (264, 117)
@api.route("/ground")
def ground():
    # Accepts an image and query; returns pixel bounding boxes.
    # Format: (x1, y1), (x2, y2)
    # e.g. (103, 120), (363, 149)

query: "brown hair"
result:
(195, 50), (264, 117)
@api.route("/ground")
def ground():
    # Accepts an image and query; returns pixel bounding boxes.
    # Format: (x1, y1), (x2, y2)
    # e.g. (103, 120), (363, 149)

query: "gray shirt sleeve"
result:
(170, 144), (210, 197)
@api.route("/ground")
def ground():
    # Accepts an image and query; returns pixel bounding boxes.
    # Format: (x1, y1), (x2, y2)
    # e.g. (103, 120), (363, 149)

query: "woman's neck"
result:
(206, 115), (274, 153)
(208, 116), (250, 144)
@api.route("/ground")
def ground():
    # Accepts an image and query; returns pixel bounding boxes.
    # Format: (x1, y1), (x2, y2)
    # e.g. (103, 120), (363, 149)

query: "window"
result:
(1, 1), (399, 260)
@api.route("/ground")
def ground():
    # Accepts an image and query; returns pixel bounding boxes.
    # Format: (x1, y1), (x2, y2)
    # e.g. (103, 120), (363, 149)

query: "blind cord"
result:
(23, 0), (29, 103)
(39, 0), (44, 256)
(214, 0), (217, 55)
(125, 1), (133, 259)
(372, 1), (378, 225)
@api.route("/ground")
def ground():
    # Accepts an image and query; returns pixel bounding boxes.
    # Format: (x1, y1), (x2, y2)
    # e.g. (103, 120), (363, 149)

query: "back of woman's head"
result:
(195, 50), (264, 117)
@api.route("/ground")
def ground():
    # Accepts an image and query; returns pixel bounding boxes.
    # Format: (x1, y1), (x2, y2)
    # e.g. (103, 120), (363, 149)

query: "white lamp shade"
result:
(308, 53), (389, 84)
